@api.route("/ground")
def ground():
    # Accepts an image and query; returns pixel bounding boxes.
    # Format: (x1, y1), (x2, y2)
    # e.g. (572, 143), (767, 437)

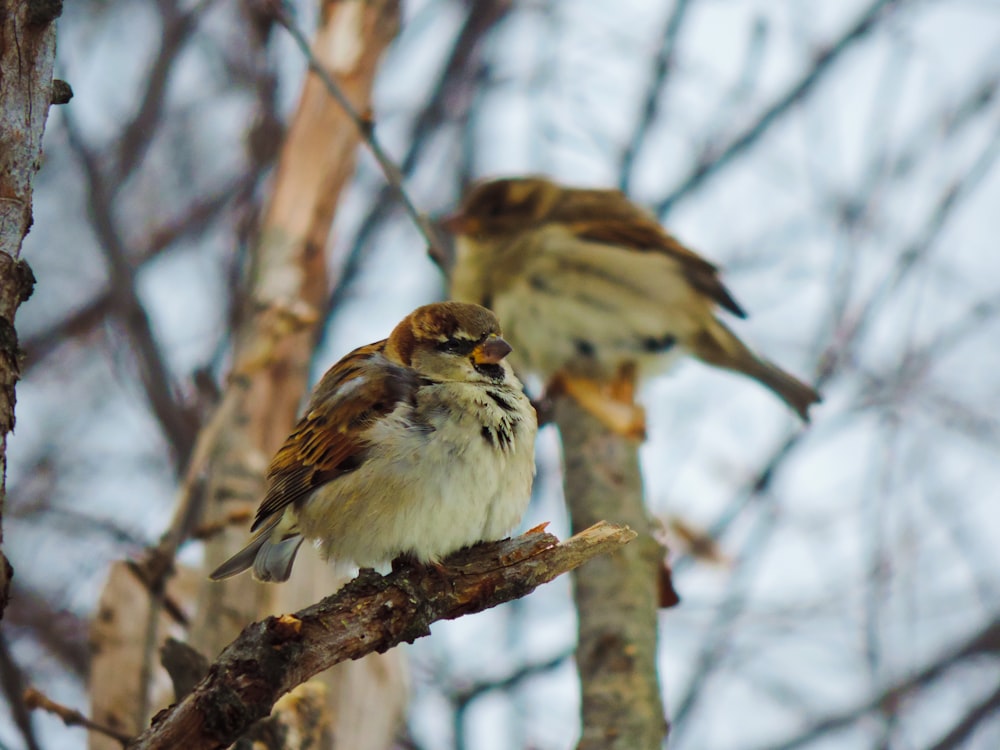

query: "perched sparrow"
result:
(444, 176), (821, 436)
(210, 302), (537, 582)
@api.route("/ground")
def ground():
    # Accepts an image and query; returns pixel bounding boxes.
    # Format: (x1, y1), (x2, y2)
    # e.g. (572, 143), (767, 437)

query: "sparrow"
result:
(210, 302), (538, 582)
(444, 176), (821, 436)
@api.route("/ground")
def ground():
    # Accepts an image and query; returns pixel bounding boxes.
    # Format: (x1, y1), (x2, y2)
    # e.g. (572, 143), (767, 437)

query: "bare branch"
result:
(0, 634), (42, 750)
(114, 0), (206, 182)
(453, 650), (571, 750)
(273, 1), (449, 266)
(323, 0), (509, 321)
(63, 115), (200, 466)
(24, 687), (133, 747)
(3, 585), (89, 677)
(554, 393), (667, 750)
(618, 0), (694, 193)
(655, 0), (901, 216)
(131, 522), (635, 750)
(754, 619), (1000, 750)
(926, 679), (1000, 750)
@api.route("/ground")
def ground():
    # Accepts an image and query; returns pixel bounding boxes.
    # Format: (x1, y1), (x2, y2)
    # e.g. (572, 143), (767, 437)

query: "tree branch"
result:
(926, 679), (1000, 750)
(21, 174), (240, 374)
(0, 633), (42, 750)
(113, 0), (206, 182)
(321, 0), (510, 325)
(655, 0), (901, 216)
(553, 394), (668, 750)
(753, 618), (1000, 750)
(618, 0), (694, 194)
(64, 114), (200, 467)
(131, 522), (635, 749)
(274, 0), (449, 267)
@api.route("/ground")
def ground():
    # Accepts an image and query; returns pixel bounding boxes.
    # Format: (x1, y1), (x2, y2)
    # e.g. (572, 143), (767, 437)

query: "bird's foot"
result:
(549, 369), (646, 441)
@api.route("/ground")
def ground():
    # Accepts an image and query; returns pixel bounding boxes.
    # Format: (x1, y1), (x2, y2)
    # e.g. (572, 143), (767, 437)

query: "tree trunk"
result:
(553, 395), (668, 749)
(0, 0), (62, 619)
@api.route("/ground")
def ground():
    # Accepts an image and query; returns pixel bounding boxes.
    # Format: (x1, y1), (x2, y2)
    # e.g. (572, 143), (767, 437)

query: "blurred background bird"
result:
(210, 302), (537, 582)
(444, 176), (821, 438)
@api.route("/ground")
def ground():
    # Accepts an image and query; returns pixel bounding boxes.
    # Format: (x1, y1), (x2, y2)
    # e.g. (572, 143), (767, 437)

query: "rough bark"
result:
(131, 522), (635, 750)
(553, 397), (668, 749)
(0, 0), (61, 619)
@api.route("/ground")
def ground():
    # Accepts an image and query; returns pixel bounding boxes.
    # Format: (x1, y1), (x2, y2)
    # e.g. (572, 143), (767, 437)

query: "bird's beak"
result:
(441, 212), (476, 235)
(472, 335), (512, 365)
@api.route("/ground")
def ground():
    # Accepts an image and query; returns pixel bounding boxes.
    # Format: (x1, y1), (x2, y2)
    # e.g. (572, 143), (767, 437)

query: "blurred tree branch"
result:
(926, 679), (1000, 750)
(275, 0), (448, 267)
(453, 650), (570, 750)
(132, 523), (636, 750)
(655, 0), (902, 217)
(4, 584), (89, 677)
(324, 0), (511, 319)
(0, 633), (42, 750)
(64, 115), (201, 467)
(618, 0), (693, 194)
(22, 177), (244, 376)
(114, 0), (208, 182)
(755, 618), (1000, 750)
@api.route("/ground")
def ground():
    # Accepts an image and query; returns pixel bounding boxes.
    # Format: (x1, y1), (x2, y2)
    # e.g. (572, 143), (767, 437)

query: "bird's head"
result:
(386, 302), (515, 384)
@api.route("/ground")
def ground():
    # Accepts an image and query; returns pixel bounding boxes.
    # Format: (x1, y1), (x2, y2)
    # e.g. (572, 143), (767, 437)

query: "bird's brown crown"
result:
(386, 302), (502, 366)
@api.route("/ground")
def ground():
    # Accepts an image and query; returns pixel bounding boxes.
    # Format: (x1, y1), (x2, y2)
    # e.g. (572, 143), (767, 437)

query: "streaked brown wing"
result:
(556, 189), (748, 319)
(250, 341), (421, 532)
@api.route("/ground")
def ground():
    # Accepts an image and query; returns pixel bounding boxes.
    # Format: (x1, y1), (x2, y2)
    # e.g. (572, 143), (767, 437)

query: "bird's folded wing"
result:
(250, 342), (422, 532)
(557, 189), (747, 319)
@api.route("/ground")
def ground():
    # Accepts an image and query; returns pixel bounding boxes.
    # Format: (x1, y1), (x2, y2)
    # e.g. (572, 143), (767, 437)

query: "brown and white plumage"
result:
(210, 302), (537, 583)
(445, 176), (821, 423)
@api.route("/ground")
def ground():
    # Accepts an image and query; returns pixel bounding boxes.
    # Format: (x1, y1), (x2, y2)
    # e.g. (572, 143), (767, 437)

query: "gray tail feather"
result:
(252, 535), (304, 583)
(208, 528), (304, 583)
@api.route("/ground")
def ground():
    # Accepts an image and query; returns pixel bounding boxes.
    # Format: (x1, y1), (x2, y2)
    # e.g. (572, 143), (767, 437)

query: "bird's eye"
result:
(484, 197), (507, 217)
(437, 338), (476, 355)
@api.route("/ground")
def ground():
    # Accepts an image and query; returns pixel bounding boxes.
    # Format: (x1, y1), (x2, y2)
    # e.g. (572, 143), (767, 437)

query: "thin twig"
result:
(63, 112), (199, 467)
(926, 679), (1000, 750)
(453, 651), (571, 750)
(745, 619), (1000, 750)
(113, 0), (206, 182)
(2, 587), (89, 678)
(272, 1), (449, 267)
(20, 164), (239, 370)
(23, 688), (133, 747)
(321, 0), (508, 334)
(618, 0), (694, 193)
(0, 636), (42, 750)
(655, 0), (901, 216)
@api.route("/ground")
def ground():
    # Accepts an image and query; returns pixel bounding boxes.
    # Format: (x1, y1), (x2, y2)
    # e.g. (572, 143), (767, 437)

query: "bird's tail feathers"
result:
(208, 521), (304, 583)
(692, 321), (822, 421)
(252, 535), (304, 583)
